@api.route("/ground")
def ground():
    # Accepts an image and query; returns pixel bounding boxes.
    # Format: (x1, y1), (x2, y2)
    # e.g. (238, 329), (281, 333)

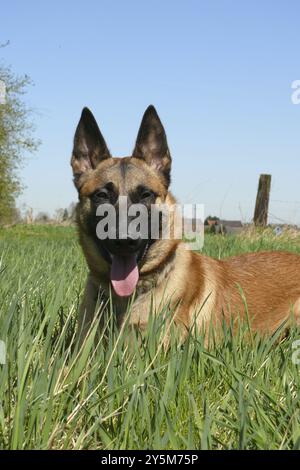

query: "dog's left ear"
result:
(71, 107), (111, 187)
(132, 105), (172, 186)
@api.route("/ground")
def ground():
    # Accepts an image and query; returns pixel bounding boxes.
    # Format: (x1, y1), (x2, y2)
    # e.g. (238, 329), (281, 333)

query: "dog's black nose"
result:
(106, 237), (143, 255)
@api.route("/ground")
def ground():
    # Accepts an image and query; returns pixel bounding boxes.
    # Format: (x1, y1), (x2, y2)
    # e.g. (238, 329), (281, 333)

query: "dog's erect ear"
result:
(132, 105), (172, 186)
(71, 107), (111, 185)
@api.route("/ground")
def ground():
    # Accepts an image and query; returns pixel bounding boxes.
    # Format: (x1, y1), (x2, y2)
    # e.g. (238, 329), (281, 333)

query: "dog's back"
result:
(188, 250), (300, 336)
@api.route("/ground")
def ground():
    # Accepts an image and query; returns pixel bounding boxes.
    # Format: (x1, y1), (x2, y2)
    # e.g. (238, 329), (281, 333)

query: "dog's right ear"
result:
(71, 107), (111, 187)
(132, 105), (172, 186)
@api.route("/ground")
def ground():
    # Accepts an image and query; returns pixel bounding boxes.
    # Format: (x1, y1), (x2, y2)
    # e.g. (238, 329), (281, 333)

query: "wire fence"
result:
(268, 199), (300, 226)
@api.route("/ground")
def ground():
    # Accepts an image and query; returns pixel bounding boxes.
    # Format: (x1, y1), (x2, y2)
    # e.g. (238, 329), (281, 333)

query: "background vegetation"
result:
(0, 56), (40, 225)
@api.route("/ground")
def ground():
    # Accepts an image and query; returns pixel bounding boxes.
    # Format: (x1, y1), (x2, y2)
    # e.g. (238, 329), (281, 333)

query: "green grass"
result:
(0, 224), (300, 449)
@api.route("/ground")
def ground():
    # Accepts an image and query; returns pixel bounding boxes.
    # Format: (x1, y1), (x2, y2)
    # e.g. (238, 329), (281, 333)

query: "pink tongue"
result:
(110, 254), (139, 297)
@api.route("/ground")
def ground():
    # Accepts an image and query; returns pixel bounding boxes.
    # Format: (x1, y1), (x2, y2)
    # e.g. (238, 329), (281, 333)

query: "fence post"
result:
(254, 174), (271, 227)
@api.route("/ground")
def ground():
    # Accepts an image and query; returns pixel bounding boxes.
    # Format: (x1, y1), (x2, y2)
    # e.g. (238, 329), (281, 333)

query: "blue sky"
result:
(1, 0), (300, 224)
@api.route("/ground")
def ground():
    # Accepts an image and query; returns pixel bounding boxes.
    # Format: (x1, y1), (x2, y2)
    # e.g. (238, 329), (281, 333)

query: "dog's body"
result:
(71, 106), (300, 344)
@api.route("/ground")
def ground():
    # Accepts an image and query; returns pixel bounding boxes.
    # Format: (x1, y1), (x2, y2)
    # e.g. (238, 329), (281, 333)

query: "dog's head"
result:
(71, 105), (175, 297)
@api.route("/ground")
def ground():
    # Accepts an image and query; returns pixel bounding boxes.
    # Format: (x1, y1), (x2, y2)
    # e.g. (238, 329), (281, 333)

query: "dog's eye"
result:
(140, 189), (154, 201)
(91, 189), (109, 202)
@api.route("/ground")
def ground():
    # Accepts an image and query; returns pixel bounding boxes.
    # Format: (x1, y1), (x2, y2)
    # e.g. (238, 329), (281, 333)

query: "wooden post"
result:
(254, 174), (271, 227)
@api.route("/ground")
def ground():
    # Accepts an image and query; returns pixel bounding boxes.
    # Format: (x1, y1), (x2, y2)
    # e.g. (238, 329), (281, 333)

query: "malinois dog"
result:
(71, 105), (300, 345)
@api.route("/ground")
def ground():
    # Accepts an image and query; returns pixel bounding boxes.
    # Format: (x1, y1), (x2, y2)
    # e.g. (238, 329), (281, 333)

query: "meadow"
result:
(0, 224), (300, 450)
